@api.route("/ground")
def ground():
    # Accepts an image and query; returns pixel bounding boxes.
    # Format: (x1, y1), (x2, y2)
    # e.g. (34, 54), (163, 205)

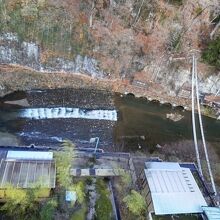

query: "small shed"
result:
(0, 150), (56, 199)
(142, 162), (207, 215)
(66, 191), (77, 203)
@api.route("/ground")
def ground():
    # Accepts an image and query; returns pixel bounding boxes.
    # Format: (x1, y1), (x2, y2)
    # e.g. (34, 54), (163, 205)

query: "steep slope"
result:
(0, 0), (219, 107)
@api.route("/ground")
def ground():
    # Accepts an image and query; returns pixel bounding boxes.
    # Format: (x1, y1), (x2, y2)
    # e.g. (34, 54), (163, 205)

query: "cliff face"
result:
(0, 0), (219, 104)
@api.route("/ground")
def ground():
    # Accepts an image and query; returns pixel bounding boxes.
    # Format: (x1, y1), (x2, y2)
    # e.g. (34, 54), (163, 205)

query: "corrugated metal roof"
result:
(202, 207), (220, 220)
(0, 159), (56, 188)
(145, 162), (181, 170)
(145, 162), (207, 215)
(7, 151), (53, 160)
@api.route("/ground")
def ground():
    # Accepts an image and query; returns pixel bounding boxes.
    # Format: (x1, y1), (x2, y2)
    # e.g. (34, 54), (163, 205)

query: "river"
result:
(0, 89), (219, 155)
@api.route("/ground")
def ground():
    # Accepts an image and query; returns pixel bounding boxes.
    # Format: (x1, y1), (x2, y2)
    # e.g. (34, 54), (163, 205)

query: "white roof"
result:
(7, 151), (53, 160)
(66, 191), (77, 202)
(145, 162), (207, 215)
(145, 162), (181, 170)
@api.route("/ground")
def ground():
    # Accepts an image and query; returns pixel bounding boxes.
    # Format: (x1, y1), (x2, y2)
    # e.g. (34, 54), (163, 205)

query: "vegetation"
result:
(168, 0), (183, 6)
(202, 105), (216, 118)
(167, 29), (182, 51)
(68, 181), (86, 205)
(202, 37), (220, 69)
(39, 199), (57, 220)
(0, 184), (52, 220)
(123, 190), (146, 217)
(0, 0), (93, 58)
(0, 140), (80, 219)
(95, 179), (112, 220)
(70, 204), (87, 220)
(54, 140), (75, 189)
(194, 7), (203, 16)
(120, 170), (132, 188)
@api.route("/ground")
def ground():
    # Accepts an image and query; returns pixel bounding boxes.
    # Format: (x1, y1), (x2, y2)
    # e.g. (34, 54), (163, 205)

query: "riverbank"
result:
(0, 64), (191, 107)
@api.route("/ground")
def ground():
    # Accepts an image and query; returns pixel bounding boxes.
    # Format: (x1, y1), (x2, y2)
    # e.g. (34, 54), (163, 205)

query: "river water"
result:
(114, 94), (220, 152)
(0, 89), (219, 154)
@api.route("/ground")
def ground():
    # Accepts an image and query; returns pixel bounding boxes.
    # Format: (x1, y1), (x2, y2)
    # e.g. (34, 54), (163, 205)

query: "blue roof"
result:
(202, 206), (220, 220)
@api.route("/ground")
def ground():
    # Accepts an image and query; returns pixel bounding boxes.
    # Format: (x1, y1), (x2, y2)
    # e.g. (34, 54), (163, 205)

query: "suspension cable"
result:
(194, 57), (217, 195)
(191, 54), (203, 175)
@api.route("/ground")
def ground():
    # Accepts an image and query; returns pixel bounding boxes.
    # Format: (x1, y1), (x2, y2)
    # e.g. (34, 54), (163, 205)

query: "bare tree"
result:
(89, 1), (95, 28)
(210, 20), (220, 39)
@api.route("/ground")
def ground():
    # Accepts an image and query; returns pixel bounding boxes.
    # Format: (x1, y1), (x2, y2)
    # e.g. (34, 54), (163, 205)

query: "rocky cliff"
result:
(0, 0), (219, 107)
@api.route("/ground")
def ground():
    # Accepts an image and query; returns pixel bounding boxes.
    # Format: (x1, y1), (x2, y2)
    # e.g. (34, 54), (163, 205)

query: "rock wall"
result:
(0, 0), (219, 105)
(0, 33), (105, 78)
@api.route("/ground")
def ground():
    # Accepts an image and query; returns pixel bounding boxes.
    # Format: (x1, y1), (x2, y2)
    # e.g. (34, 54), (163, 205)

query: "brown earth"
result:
(0, 64), (191, 108)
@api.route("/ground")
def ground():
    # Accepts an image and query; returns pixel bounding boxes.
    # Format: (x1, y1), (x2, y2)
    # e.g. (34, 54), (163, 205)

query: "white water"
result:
(20, 107), (117, 121)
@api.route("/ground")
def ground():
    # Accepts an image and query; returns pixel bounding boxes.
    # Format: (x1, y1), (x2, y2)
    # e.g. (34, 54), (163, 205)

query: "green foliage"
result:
(194, 7), (203, 16)
(40, 199), (57, 220)
(95, 179), (112, 220)
(69, 181), (85, 205)
(167, 29), (182, 51)
(71, 204), (87, 220)
(119, 169), (132, 188)
(202, 105), (216, 117)
(159, 10), (168, 25)
(0, 0), (87, 56)
(1, 184), (47, 220)
(168, 0), (183, 6)
(202, 37), (220, 69)
(20, 3), (38, 21)
(123, 190), (146, 216)
(54, 140), (75, 188)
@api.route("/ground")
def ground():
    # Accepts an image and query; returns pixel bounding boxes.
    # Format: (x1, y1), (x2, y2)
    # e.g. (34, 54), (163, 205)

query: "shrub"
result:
(194, 7), (203, 16)
(120, 170), (132, 187)
(202, 37), (220, 69)
(95, 179), (112, 220)
(20, 3), (38, 21)
(1, 184), (47, 219)
(69, 181), (86, 205)
(40, 199), (57, 220)
(123, 190), (146, 216)
(54, 140), (75, 188)
(167, 29), (182, 51)
(168, 0), (183, 6)
(71, 204), (87, 220)
(202, 105), (216, 117)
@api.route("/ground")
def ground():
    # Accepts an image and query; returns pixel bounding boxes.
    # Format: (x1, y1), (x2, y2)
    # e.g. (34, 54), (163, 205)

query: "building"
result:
(141, 162), (208, 217)
(0, 149), (56, 199)
(202, 206), (220, 220)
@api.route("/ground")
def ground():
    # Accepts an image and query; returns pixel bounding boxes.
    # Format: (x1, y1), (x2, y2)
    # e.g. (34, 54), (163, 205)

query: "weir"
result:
(19, 107), (118, 121)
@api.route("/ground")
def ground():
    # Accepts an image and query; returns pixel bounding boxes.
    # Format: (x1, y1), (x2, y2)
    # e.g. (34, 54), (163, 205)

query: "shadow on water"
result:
(114, 93), (220, 152)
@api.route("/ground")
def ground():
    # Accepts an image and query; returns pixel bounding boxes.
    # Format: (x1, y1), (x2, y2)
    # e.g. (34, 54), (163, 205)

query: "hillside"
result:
(0, 0), (219, 107)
